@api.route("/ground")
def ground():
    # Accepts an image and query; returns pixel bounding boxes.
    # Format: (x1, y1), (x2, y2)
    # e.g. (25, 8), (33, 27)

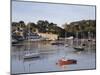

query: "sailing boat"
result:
(64, 32), (69, 47)
(24, 51), (40, 59)
(87, 31), (93, 50)
(73, 32), (84, 51)
(24, 26), (40, 59)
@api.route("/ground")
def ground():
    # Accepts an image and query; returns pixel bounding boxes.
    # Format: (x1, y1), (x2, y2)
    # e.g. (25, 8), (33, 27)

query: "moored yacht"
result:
(24, 29), (40, 59)
(73, 32), (85, 51)
(24, 51), (40, 59)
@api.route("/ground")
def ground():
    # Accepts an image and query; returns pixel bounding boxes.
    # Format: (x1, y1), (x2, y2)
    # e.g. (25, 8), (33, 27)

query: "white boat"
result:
(64, 32), (69, 47)
(24, 40), (40, 59)
(12, 39), (18, 44)
(65, 44), (69, 47)
(73, 32), (84, 51)
(24, 28), (40, 59)
(24, 44), (40, 59)
(24, 52), (40, 59)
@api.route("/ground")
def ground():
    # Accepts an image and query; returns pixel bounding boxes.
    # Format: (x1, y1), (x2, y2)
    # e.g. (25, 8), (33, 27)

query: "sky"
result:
(12, 1), (96, 27)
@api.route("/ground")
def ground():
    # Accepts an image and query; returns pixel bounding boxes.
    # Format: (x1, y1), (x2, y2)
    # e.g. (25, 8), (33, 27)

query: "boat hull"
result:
(74, 47), (84, 51)
(24, 53), (40, 59)
(51, 42), (64, 45)
(56, 59), (77, 66)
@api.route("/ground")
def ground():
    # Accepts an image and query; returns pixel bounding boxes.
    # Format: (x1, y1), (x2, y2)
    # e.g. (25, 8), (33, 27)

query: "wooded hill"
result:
(12, 20), (96, 38)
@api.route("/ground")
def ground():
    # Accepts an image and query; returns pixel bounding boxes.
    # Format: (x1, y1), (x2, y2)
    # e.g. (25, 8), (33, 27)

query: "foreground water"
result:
(11, 41), (96, 74)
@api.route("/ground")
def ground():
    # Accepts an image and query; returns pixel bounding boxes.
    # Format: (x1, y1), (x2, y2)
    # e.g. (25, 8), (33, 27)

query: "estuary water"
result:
(11, 41), (96, 74)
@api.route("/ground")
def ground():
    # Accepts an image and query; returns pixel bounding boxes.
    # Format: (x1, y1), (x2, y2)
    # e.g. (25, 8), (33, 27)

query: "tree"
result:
(37, 20), (46, 33)
(63, 20), (96, 38)
(19, 21), (26, 28)
(27, 22), (37, 33)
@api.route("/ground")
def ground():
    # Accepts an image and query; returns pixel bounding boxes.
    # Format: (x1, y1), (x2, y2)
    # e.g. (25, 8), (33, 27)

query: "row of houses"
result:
(12, 26), (58, 41)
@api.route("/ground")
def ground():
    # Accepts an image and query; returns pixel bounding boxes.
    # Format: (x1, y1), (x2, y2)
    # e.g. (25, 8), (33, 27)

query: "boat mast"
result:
(76, 32), (78, 47)
(88, 31), (91, 50)
(80, 32), (83, 47)
(65, 31), (66, 45)
(79, 25), (82, 47)
(28, 23), (31, 52)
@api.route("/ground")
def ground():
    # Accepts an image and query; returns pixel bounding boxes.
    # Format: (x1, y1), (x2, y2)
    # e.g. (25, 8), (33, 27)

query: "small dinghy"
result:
(74, 46), (84, 51)
(65, 44), (69, 47)
(56, 58), (77, 66)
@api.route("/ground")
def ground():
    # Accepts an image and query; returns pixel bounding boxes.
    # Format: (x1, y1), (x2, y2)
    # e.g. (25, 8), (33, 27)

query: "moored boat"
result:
(56, 58), (77, 65)
(24, 52), (40, 59)
(51, 42), (64, 45)
(12, 39), (18, 44)
(74, 46), (84, 51)
(73, 32), (85, 51)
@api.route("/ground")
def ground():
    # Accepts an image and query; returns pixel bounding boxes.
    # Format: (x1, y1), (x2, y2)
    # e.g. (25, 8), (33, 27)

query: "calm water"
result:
(11, 41), (96, 74)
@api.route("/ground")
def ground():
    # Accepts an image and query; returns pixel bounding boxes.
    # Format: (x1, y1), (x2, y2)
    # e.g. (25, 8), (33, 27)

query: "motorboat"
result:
(56, 58), (77, 66)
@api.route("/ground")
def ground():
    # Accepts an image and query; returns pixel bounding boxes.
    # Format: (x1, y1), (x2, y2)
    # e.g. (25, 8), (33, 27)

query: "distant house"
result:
(33, 29), (58, 40)
(38, 32), (58, 40)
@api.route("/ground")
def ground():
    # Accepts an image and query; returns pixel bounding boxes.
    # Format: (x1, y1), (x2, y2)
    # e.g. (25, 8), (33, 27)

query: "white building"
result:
(38, 33), (58, 40)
